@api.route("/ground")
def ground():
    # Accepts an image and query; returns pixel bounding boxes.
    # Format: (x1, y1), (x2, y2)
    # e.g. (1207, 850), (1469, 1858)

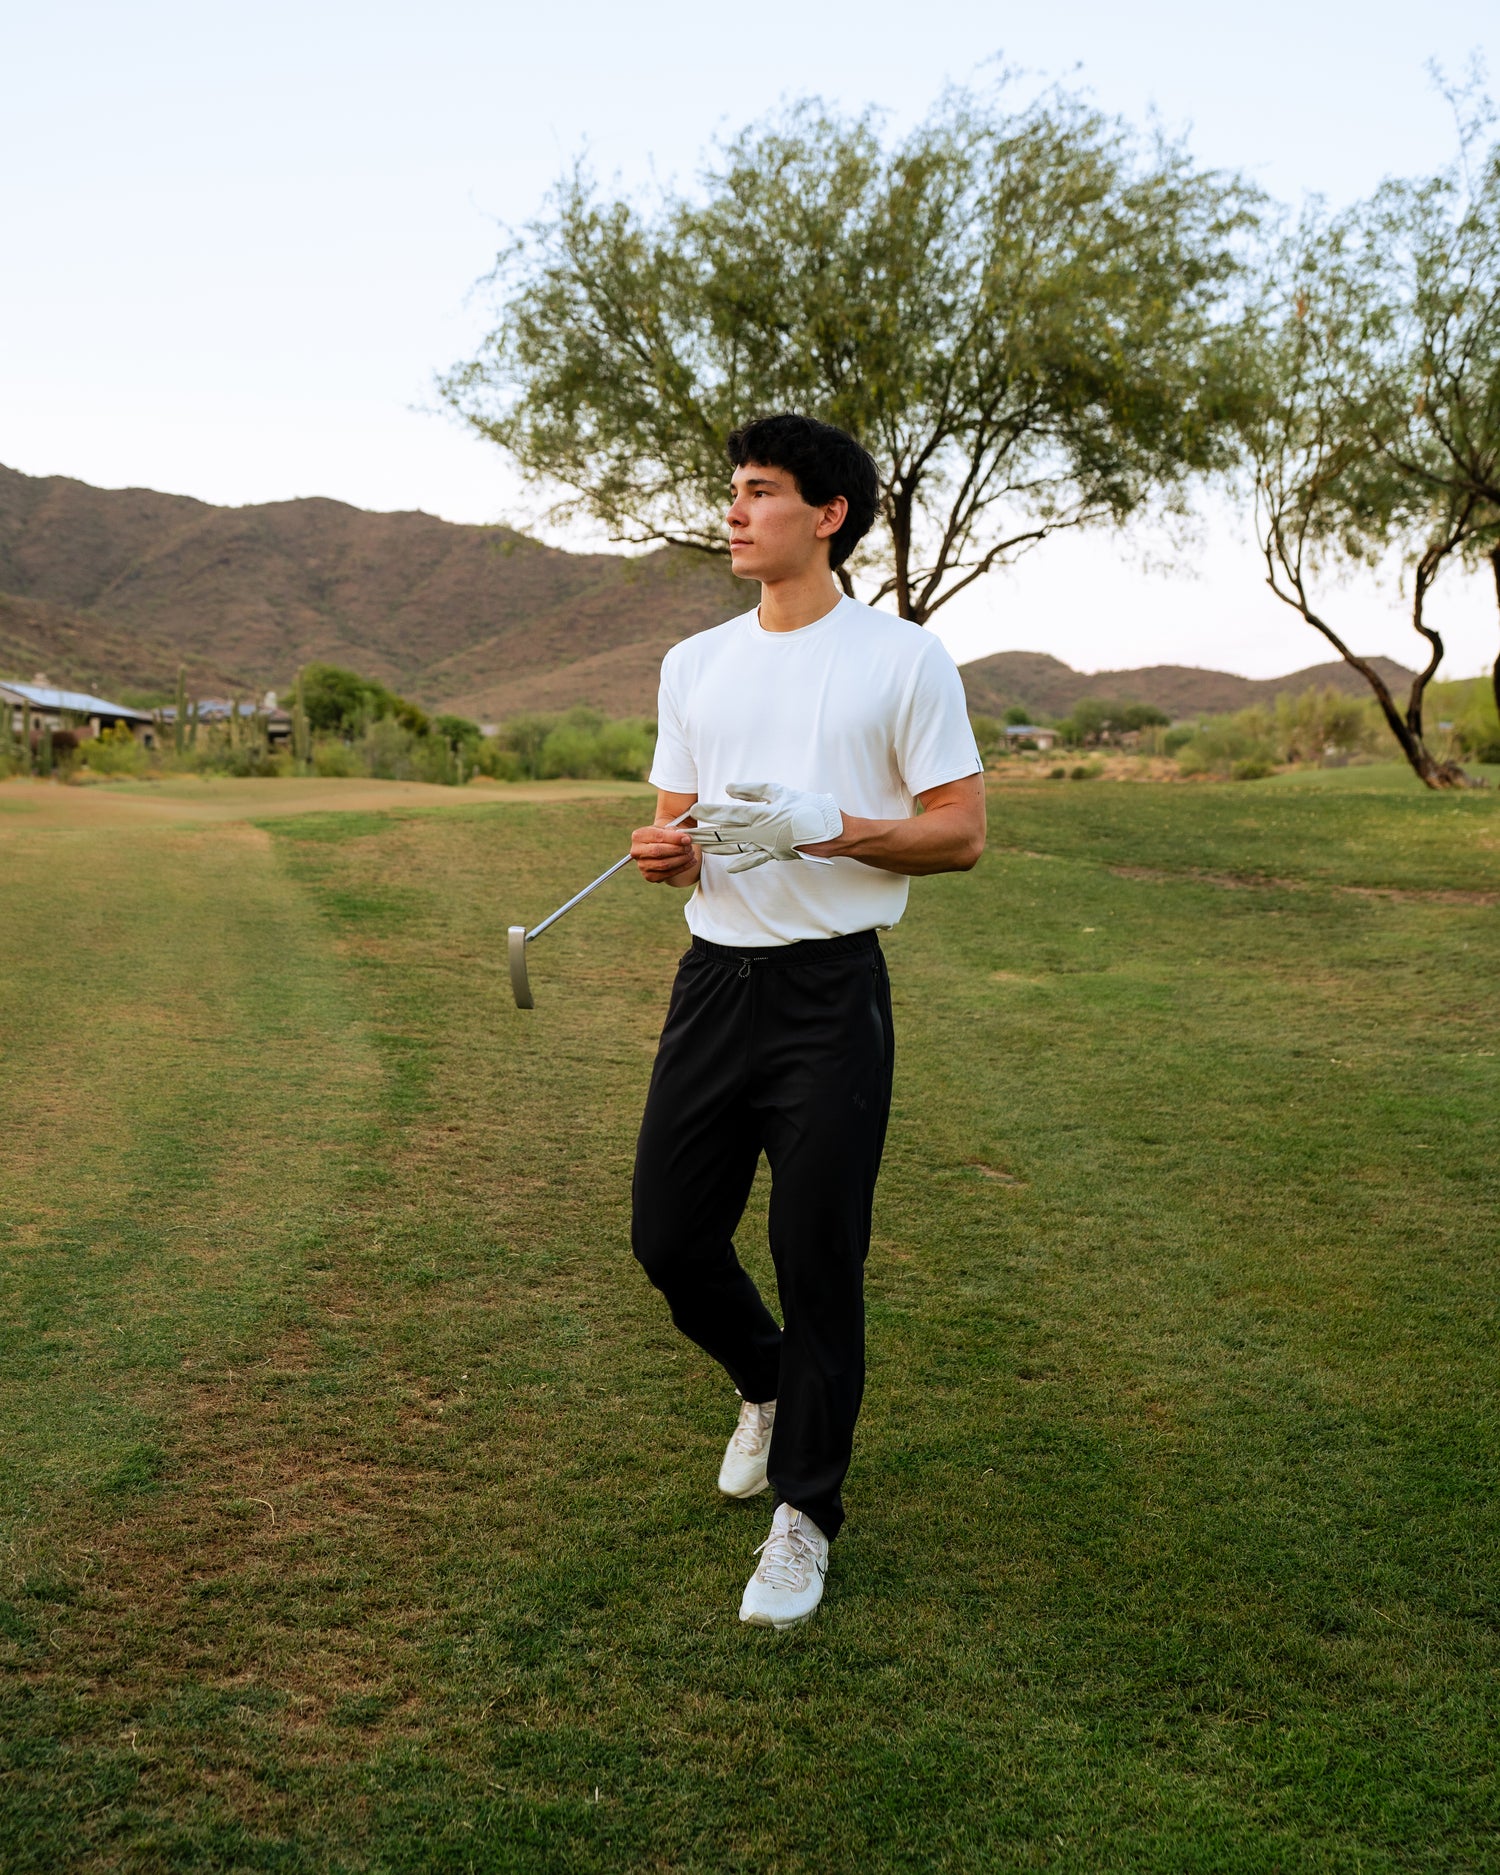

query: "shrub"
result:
(1056, 698), (1169, 746)
(1273, 687), (1381, 763)
(969, 713), (1004, 764)
(1231, 758), (1275, 781)
(1175, 707), (1279, 778)
(313, 740), (364, 778)
(79, 724), (150, 776)
(358, 717), (418, 781)
(473, 743), (524, 782)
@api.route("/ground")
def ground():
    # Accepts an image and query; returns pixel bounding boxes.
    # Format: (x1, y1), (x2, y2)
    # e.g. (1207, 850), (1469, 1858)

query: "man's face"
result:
(725, 462), (846, 583)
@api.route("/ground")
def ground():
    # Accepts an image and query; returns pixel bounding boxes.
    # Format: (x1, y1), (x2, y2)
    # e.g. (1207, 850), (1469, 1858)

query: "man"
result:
(630, 413), (985, 1629)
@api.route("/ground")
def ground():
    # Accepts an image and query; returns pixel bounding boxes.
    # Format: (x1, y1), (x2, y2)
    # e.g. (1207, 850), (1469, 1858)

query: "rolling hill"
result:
(0, 463), (1416, 721)
(0, 463), (743, 718)
(958, 648), (1420, 720)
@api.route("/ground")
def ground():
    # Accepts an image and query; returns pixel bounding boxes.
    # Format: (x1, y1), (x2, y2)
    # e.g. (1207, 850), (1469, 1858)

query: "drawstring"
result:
(738, 959), (752, 979)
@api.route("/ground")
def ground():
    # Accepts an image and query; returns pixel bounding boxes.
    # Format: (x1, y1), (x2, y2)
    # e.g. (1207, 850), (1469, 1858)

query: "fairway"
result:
(1, 771), (1496, 1872)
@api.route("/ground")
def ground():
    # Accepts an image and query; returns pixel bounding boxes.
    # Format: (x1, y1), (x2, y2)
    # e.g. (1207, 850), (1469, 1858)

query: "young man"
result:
(629, 413), (985, 1629)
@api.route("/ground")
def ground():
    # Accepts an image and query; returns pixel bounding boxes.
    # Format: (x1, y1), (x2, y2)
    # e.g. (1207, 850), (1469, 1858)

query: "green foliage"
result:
(433, 713), (482, 754)
(299, 663), (430, 740)
(1243, 108), (1500, 787)
(968, 713), (1004, 764)
(312, 738), (364, 779)
(1002, 704), (1034, 726)
(444, 79), (1258, 622)
(1177, 688), (1385, 778)
(1055, 698), (1170, 744)
(1433, 675), (1500, 762)
(479, 708), (656, 783)
(78, 723), (150, 777)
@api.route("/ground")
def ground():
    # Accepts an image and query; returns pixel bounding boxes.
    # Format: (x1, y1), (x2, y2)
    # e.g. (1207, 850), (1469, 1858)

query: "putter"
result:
(509, 808), (694, 1009)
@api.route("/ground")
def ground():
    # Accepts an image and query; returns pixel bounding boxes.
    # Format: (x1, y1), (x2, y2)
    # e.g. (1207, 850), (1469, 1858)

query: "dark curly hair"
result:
(726, 413), (880, 571)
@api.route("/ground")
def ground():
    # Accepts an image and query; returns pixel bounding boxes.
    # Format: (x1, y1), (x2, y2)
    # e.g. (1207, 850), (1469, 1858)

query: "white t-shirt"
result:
(649, 596), (982, 946)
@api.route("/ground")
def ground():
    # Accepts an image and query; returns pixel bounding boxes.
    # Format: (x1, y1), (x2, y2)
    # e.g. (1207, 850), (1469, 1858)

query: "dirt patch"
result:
(1107, 863), (1498, 905)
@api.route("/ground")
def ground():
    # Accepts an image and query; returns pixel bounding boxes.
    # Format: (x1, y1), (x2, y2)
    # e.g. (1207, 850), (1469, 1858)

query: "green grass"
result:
(1, 777), (1497, 1871)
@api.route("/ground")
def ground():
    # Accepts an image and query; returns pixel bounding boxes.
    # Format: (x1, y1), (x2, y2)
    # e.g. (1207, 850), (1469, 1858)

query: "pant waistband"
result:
(689, 929), (880, 970)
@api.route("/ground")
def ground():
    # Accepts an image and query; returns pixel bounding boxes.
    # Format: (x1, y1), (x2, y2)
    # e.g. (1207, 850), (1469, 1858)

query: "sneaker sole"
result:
(740, 1605), (818, 1631)
(718, 1476), (771, 1499)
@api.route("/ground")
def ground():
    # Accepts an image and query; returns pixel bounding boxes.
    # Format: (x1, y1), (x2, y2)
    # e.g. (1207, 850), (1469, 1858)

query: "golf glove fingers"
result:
(689, 781), (843, 864)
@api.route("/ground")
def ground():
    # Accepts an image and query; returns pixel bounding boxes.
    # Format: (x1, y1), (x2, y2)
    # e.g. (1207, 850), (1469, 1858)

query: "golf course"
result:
(1, 768), (1496, 1872)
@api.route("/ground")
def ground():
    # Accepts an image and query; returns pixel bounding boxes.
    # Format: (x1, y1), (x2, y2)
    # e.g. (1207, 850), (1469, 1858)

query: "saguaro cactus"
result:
(173, 665), (187, 757)
(293, 668), (312, 770)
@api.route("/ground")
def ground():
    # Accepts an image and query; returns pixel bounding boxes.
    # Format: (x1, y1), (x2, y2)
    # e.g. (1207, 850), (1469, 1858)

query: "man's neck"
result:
(756, 568), (844, 635)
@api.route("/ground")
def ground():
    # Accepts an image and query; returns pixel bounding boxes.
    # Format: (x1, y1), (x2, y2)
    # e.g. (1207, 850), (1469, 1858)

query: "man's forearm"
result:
(805, 806), (983, 876)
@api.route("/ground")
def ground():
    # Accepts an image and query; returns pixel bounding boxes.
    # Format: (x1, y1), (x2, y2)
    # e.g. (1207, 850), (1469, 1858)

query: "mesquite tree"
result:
(442, 83), (1257, 623)
(1246, 117), (1500, 790)
(1342, 117), (1500, 723)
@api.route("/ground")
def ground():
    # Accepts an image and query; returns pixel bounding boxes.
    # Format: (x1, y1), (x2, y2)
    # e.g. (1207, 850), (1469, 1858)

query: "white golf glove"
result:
(689, 781), (843, 874)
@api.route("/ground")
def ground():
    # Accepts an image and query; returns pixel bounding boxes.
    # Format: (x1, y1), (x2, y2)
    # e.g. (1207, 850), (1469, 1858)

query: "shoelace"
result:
(752, 1519), (822, 1592)
(729, 1401), (773, 1455)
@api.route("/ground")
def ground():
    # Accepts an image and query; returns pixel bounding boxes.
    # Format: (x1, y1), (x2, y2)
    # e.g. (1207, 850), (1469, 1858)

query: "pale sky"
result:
(3, 1), (1494, 679)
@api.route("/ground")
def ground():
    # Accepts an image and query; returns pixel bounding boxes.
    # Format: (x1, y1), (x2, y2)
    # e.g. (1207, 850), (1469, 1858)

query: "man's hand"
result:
(632, 797), (702, 888)
(689, 781), (843, 872)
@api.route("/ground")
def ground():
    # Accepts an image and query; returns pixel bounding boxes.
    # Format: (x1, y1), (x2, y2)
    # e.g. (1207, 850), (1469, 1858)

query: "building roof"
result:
(1003, 723), (1054, 736)
(0, 680), (154, 722)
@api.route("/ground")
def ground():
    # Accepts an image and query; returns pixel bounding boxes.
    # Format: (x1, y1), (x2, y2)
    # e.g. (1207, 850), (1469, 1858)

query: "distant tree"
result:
(433, 712), (482, 753)
(302, 664), (429, 740)
(1054, 697), (1165, 745)
(969, 713), (1004, 763)
(442, 81), (1258, 624)
(1003, 704), (1034, 726)
(1243, 93), (1500, 789)
(1335, 88), (1500, 726)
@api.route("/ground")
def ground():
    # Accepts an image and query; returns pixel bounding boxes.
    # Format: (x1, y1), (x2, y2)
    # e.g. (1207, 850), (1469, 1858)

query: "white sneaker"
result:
(717, 1397), (775, 1499)
(739, 1503), (828, 1630)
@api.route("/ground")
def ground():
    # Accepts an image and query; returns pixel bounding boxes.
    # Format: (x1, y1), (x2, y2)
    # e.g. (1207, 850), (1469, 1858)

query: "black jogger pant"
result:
(631, 928), (895, 1541)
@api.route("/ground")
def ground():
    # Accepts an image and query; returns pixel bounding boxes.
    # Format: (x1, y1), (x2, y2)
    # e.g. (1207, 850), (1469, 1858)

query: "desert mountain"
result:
(959, 649), (1418, 720)
(0, 463), (742, 718)
(0, 464), (1415, 721)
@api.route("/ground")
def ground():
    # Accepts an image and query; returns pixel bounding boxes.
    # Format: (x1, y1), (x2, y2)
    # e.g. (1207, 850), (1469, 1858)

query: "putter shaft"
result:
(510, 806), (694, 1009)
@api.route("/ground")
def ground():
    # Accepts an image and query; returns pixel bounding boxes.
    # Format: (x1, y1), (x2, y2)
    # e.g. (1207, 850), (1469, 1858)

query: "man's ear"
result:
(814, 495), (848, 541)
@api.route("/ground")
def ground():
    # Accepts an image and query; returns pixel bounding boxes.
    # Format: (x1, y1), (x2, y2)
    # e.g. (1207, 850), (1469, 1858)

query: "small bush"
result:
(79, 725), (150, 776)
(969, 713), (1004, 764)
(314, 740), (365, 778)
(1069, 764), (1101, 781)
(1048, 766), (1067, 780)
(358, 717), (418, 781)
(1231, 758), (1275, 782)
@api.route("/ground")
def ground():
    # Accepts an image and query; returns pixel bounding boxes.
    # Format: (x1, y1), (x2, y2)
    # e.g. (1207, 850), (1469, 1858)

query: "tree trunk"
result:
(1397, 544), (1475, 788)
(1263, 544), (1476, 789)
(886, 487), (917, 622)
(1491, 546), (1500, 728)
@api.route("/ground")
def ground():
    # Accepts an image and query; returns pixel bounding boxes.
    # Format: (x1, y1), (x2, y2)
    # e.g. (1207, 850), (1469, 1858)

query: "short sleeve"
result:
(648, 649), (698, 793)
(893, 636), (983, 796)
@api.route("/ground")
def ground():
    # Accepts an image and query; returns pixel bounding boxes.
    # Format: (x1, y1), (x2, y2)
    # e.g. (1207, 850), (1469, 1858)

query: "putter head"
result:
(508, 925), (534, 1009)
